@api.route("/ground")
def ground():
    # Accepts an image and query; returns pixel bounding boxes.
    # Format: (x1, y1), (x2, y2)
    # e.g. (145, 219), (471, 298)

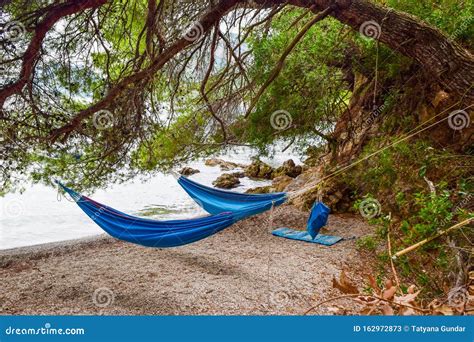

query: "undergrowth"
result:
(344, 138), (473, 300)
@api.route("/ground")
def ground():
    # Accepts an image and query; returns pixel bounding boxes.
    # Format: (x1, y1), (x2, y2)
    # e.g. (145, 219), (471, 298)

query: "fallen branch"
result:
(393, 218), (474, 259)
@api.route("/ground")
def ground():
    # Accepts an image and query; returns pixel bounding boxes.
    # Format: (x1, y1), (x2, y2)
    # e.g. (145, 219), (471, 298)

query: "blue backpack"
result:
(307, 201), (330, 239)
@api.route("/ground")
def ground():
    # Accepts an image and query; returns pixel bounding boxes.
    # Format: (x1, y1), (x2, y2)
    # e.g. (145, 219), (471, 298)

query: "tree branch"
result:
(244, 5), (334, 117)
(49, 0), (240, 143)
(200, 25), (229, 142)
(0, 0), (108, 107)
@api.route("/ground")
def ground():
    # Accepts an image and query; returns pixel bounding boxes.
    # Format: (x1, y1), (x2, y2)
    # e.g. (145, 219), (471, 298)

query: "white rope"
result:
(169, 170), (181, 180)
(286, 102), (473, 201)
(269, 200), (276, 232)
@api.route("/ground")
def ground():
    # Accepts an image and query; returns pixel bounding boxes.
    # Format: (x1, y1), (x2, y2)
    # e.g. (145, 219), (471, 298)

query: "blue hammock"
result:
(177, 176), (335, 241)
(59, 183), (237, 248)
(177, 175), (287, 220)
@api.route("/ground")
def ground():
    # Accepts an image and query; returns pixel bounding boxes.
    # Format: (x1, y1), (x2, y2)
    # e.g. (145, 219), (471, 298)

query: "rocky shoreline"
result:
(178, 157), (350, 213)
(185, 156), (356, 214)
(180, 157), (305, 193)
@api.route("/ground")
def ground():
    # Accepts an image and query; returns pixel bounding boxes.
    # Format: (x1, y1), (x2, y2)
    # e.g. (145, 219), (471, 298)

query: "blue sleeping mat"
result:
(272, 227), (343, 246)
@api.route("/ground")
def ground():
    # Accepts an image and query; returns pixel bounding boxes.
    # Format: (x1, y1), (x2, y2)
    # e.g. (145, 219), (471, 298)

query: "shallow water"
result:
(0, 147), (301, 249)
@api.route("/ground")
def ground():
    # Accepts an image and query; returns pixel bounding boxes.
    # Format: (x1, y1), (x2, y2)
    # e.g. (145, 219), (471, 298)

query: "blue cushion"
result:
(272, 228), (342, 246)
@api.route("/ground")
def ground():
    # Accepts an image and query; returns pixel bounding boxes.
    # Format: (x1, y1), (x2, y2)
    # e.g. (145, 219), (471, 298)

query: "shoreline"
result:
(0, 234), (112, 268)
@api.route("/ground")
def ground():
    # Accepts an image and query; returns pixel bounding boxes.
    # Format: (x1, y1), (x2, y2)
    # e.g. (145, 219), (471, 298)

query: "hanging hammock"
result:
(177, 176), (338, 244)
(177, 175), (287, 220)
(58, 183), (237, 248)
(58, 176), (332, 248)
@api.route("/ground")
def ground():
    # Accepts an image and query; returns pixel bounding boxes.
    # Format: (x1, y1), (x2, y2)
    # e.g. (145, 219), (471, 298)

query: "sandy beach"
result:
(0, 206), (373, 315)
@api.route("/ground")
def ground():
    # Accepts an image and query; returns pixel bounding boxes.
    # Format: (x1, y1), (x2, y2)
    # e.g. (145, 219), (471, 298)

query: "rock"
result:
(246, 175), (293, 194)
(245, 186), (271, 194)
(244, 160), (274, 179)
(272, 159), (302, 178)
(290, 185), (319, 211)
(179, 167), (200, 176)
(205, 158), (224, 167)
(320, 183), (353, 214)
(244, 163), (259, 178)
(271, 175), (293, 192)
(212, 174), (240, 189)
(231, 171), (245, 178)
(205, 158), (244, 171)
(283, 159), (296, 168)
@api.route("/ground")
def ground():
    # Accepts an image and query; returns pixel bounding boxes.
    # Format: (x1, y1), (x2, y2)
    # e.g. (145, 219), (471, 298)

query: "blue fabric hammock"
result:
(177, 175), (287, 220)
(59, 177), (335, 248)
(58, 183), (237, 248)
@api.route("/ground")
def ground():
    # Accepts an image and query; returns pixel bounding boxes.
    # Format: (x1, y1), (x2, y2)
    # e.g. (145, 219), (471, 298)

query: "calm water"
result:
(0, 147), (301, 249)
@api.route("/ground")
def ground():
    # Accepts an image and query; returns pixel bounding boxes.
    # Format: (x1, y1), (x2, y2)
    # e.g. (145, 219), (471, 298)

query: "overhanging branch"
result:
(0, 0), (108, 107)
(244, 5), (334, 118)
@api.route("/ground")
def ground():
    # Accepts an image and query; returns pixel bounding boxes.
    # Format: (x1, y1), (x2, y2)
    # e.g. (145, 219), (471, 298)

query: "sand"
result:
(0, 206), (373, 315)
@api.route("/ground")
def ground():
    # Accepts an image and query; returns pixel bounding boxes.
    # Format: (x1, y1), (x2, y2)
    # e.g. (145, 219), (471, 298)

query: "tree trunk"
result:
(281, 0), (474, 102)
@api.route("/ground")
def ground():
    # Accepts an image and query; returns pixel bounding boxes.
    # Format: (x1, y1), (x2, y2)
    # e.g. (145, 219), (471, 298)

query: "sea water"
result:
(0, 147), (301, 249)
